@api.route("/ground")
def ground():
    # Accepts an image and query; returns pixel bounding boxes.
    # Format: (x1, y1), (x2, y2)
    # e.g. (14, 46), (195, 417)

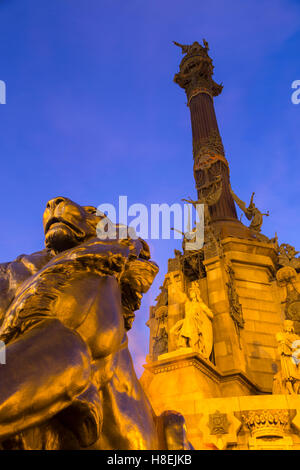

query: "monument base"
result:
(141, 354), (300, 450)
(141, 351), (263, 412)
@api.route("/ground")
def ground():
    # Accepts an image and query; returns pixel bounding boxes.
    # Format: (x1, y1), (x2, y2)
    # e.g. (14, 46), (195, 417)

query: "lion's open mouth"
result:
(45, 217), (85, 238)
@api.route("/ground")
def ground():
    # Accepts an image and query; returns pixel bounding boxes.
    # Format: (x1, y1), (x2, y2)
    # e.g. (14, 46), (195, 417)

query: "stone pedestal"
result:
(142, 233), (300, 449)
(204, 236), (282, 392)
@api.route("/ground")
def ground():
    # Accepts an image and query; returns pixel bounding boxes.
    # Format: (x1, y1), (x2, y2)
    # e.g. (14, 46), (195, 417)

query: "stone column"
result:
(173, 40), (237, 221)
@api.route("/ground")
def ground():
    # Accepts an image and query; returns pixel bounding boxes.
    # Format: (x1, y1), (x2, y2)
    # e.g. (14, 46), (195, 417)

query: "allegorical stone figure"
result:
(171, 285), (213, 359)
(273, 320), (300, 394)
(152, 306), (168, 359)
(0, 196), (192, 450)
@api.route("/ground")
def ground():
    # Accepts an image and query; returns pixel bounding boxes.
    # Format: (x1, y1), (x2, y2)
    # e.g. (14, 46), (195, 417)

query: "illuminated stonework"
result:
(141, 40), (300, 450)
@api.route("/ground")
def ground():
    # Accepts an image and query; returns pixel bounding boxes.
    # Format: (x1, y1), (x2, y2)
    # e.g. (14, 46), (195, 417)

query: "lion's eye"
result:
(54, 197), (65, 206)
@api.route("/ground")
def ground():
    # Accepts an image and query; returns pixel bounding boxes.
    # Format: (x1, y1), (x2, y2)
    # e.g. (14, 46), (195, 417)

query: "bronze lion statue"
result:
(0, 197), (192, 450)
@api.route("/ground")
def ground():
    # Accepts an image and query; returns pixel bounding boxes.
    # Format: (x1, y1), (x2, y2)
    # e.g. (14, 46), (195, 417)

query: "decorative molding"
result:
(240, 409), (291, 438)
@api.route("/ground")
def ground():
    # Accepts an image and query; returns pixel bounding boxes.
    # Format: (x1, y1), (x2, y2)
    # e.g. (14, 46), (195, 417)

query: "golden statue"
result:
(172, 39), (209, 55)
(171, 285), (213, 359)
(278, 243), (300, 271)
(229, 187), (269, 232)
(0, 196), (192, 450)
(273, 320), (300, 394)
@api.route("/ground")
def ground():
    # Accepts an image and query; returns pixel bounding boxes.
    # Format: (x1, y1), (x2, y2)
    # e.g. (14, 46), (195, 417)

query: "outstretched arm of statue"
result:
(0, 318), (92, 441)
(229, 186), (251, 218)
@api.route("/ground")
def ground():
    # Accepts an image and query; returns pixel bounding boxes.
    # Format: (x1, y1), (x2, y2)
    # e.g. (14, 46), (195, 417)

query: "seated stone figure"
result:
(0, 197), (192, 450)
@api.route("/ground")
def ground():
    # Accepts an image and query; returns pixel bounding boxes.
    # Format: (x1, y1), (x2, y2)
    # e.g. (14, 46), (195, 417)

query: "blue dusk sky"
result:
(0, 0), (300, 376)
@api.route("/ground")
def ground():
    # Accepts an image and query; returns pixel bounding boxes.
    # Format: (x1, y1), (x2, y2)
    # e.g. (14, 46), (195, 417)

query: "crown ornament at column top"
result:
(173, 39), (223, 104)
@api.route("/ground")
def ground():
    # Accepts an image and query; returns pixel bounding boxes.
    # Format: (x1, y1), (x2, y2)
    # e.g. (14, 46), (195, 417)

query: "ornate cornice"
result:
(144, 351), (264, 394)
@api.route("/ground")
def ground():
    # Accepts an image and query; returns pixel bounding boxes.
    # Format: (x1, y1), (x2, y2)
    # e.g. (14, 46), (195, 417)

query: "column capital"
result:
(173, 40), (223, 103)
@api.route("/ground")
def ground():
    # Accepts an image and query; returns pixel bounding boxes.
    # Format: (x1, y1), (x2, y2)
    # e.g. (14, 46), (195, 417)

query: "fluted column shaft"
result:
(189, 92), (237, 220)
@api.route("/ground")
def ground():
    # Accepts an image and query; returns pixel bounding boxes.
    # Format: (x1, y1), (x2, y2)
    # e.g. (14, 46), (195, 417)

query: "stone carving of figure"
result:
(229, 188), (269, 233)
(273, 320), (300, 394)
(153, 328), (168, 359)
(171, 286), (213, 359)
(278, 243), (300, 272)
(173, 40), (209, 55)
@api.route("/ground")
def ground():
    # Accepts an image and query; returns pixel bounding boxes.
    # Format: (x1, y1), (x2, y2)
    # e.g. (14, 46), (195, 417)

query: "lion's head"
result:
(42, 196), (158, 330)
(43, 197), (103, 253)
